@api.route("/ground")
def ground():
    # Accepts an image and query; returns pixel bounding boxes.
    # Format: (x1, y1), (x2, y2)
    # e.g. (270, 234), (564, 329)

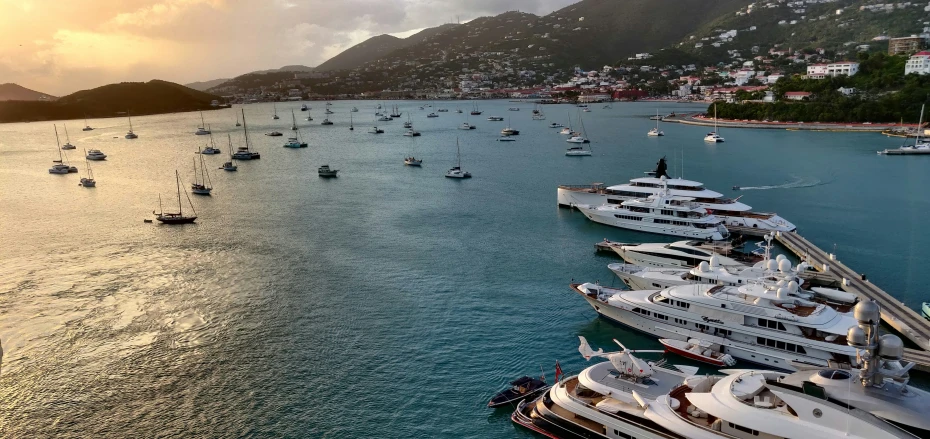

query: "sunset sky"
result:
(0, 0), (575, 96)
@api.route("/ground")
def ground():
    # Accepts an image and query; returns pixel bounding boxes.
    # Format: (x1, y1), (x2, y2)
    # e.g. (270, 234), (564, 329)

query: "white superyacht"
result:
(558, 157), (796, 232)
(514, 303), (929, 438)
(577, 177), (729, 241)
(571, 278), (861, 371)
(604, 240), (755, 270)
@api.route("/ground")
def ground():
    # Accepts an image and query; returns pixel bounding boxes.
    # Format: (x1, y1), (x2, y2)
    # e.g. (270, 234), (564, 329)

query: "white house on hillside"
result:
(905, 51), (930, 75)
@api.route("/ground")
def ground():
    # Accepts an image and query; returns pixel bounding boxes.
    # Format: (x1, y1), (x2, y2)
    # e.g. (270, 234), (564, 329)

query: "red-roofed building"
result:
(785, 91), (812, 101)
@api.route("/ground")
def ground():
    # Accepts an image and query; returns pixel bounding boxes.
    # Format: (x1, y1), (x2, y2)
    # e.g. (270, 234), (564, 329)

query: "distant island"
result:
(0, 80), (222, 123)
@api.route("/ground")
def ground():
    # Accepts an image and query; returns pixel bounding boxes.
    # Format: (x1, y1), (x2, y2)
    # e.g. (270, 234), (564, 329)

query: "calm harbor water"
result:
(0, 100), (927, 438)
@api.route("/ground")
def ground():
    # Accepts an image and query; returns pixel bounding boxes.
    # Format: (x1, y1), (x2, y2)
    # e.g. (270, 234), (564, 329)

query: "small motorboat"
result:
(658, 338), (736, 367)
(404, 157), (423, 166)
(508, 107), (520, 111)
(321, 119), (333, 125)
(458, 122), (475, 130)
(265, 131), (283, 136)
(501, 127), (519, 136)
(497, 137), (516, 142)
(368, 127), (384, 134)
(487, 376), (549, 408)
(426, 113), (438, 118)
(566, 136), (588, 144)
(403, 129), (421, 137)
(548, 122), (563, 128)
(300, 104), (309, 111)
(318, 165), (339, 178)
(201, 146), (221, 154)
(732, 186), (740, 191)
(378, 115), (392, 121)
(487, 116), (504, 121)
(922, 302), (930, 320)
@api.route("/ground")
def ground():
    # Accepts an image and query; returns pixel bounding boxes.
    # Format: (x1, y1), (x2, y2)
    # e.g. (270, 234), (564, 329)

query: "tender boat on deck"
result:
(658, 338), (736, 366)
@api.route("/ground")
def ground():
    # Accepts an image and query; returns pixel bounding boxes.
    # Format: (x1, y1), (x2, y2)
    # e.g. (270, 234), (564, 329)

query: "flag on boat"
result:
(555, 361), (563, 382)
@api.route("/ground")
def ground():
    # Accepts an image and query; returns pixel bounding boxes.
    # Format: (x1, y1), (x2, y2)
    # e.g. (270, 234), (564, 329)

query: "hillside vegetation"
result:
(0, 80), (220, 123)
(715, 53), (930, 123)
(0, 83), (56, 101)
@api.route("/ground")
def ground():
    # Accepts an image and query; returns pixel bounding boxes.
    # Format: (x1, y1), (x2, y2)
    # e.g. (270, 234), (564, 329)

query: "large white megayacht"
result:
(571, 273), (863, 371)
(605, 239), (757, 270)
(558, 157), (796, 232)
(513, 326), (928, 439)
(577, 177), (730, 241)
(611, 236), (858, 302)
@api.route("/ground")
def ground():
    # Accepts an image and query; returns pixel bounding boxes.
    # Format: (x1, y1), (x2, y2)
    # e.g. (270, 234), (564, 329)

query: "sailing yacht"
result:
(500, 119), (519, 136)
(469, 102), (482, 115)
(565, 111), (589, 143)
(290, 110), (298, 130)
(557, 157), (796, 231)
(647, 110), (665, 136)
(235, 113), (242, 127)
(82, 116), (94, 131)
(195, 112), (210, 135)
(80, 150), (96, 187)
(191, 151), (213, 195)
(49, 125), (77, 174)
(325, 108), (335, 115)
(220, 134), (238, 171)
(403, 114), (413, 129)
(202, 129), (221, 154)
(405, 132), (422, 165)
(390, 105), (401, 118)
(531, 104), (545, 120)
(154, 171), (197, 224)
(444, 138), (471, 179)
(272, 102), (280, 120)
(349, 113), (354, 131)
(880, 104), (930, 155)
(232, 109), (261, 160)
(61, 125), (76, 149)
(704, 103), (725, 142)
(125, 111), (138, 139)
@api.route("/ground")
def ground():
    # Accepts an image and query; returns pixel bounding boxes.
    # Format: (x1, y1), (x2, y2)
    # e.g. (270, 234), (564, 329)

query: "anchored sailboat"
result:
(154, 170), (197, 224)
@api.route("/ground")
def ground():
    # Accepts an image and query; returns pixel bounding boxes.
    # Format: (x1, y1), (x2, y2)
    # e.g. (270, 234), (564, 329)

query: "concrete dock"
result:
(727, 226), (930, 369)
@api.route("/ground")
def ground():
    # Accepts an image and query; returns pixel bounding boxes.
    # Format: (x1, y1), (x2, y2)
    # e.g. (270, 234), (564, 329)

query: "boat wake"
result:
(735, 176), (824, 191)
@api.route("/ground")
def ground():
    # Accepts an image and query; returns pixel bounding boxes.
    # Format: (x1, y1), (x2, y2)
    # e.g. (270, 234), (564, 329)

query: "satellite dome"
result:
(854, 300), (881, 324)
(766, 260), (778, 271)
(786, 280), (799, 292)
(709, 254), (720, 268)
(847, 326), (867, 348)
(698, 261), (710, 272)
(778, 259), (792, 273)
(878, 334), (904, 360)
(775, 254), (787, 262)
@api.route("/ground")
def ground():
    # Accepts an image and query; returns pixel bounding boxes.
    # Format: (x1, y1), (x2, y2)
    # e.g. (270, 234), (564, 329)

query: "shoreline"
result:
(665, 113), (911, 132)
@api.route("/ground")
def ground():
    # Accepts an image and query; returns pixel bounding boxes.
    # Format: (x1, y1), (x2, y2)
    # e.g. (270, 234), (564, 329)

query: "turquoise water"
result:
(0, 101), (926, 438)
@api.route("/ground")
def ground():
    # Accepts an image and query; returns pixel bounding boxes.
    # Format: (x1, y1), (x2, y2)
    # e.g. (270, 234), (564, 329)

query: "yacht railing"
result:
(560, 378), (680, 439)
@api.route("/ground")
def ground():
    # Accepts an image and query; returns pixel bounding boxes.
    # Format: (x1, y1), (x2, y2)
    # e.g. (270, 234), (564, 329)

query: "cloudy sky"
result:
(0, 0), (577, 95)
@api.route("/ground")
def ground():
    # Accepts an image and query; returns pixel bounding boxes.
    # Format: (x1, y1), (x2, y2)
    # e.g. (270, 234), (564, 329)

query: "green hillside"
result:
(0, 80), (221, 123)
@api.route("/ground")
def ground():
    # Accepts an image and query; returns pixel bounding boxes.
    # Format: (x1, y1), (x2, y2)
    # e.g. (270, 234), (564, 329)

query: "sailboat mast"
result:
(242, 109), (250, 151)
(193, 157), (199, 185)
(916, 104), (925, 146)
(175, 170), (183, 215)
(456, 138), (461, 167)
(54, 124), (62, 161)
(200, 111), (205, 128)
(128, 112), (133, 131)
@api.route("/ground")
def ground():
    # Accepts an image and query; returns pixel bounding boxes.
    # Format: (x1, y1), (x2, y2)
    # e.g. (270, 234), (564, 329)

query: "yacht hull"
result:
(576, 290), (838, 372)
(556, 188), (795, 232)
(577, 205), (725, 241)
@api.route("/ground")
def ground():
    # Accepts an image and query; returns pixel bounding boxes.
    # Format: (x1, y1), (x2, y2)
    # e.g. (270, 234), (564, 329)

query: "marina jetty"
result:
(666, 113), (904, 132)
(726, 226), (930, 370)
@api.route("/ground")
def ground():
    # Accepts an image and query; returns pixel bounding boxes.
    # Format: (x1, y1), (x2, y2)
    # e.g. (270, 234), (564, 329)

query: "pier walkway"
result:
(728, 226), (930, 369)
